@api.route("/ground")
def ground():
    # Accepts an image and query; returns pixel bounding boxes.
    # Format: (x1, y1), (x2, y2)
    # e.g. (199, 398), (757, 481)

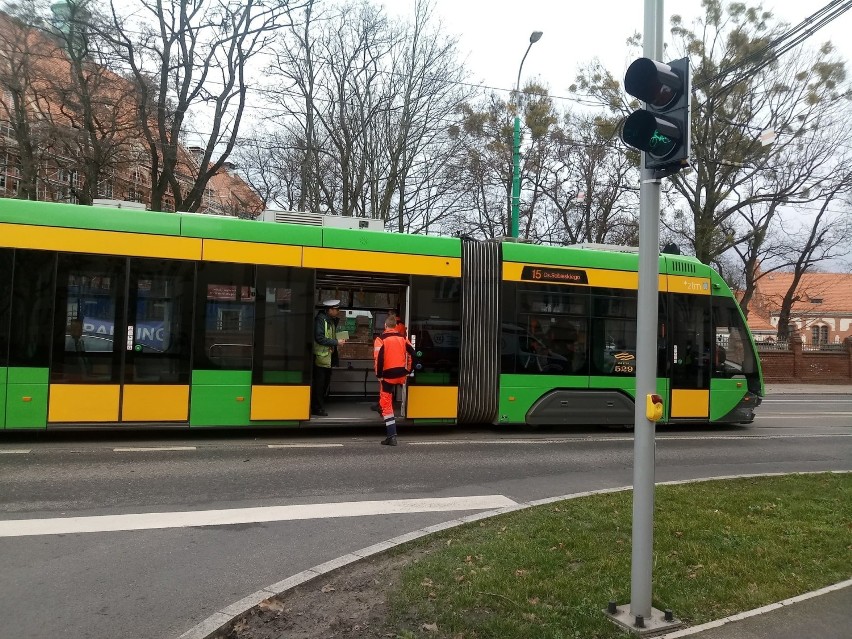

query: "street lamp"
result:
(511, 30), (543, 239)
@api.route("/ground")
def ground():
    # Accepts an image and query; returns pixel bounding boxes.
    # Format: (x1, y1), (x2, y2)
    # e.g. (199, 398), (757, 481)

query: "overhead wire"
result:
(694, 0), (852, 91)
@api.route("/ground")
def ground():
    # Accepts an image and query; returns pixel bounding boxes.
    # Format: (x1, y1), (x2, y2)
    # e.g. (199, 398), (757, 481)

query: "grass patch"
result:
(387, 473), (851, 638)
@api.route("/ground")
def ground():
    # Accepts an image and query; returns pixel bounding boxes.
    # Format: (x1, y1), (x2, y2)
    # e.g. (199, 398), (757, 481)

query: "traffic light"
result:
(622, 57), (690, 174)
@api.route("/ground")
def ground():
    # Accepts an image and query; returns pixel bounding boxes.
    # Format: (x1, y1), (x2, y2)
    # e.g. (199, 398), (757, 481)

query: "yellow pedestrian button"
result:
(646, 394), (664, 422)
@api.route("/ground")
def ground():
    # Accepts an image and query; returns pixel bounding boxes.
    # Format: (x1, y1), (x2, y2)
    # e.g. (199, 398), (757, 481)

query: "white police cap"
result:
(322, 299), (341, 308)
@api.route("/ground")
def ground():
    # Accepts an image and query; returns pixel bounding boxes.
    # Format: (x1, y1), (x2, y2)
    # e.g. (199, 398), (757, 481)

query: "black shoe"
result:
(312, 409), (328, 417)
(380, 436), (398, 446)
(370, 403), (380, 412)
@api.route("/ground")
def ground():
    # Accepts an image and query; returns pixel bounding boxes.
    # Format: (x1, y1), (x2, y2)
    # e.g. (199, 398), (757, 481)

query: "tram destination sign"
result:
(520, 265), (589, 285)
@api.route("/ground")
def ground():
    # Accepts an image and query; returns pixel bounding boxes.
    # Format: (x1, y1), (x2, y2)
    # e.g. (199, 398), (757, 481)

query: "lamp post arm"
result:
(515, 42), (534, 96)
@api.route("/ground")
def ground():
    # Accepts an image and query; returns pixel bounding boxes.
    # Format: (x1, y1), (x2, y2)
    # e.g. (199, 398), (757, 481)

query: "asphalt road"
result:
(0, 392), (849, 639)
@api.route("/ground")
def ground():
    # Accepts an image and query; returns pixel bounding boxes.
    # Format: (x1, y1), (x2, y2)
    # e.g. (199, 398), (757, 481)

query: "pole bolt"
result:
(635, 615), (645, 628)
(664, 609), (674, 622)
(607, 601), (617, 614)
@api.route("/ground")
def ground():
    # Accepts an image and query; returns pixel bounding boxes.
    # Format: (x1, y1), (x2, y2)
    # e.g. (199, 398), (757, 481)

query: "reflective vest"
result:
(313, 315), (337, 368)
(373, 331), (414, 384)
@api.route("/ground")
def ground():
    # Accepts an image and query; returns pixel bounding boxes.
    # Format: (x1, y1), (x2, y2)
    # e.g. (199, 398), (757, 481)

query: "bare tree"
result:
(36, 0), (138, 205)
(446, 94), (516, 238)
(106, 0), (300, 212)
(571, 1), (851, 270)
(774, 183), (852, 340)
(0, 2), (52, 200)
(533, 112), (638, 246)
(261, 0), (469, 231)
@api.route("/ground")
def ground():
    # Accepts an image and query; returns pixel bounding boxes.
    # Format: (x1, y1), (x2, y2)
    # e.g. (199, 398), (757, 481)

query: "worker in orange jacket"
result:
(373, 315), (415, 446)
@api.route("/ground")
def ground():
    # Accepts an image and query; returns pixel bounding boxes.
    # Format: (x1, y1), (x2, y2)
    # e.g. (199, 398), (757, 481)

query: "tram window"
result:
(52, 254), (126, 383)
(713, 298), (759, 384)
(502, 283), (589, 375)
(519, 284), (589, 316)
(9, 250), (56, 369)
(670, 293), (711, 390)
(409, 276), (460, 385)
(591, 291), (637, 376)
(592, 289), (637, 318)
(195, 262), (255, 370)
(591, 318), (637, 376)
(254, 266), (312, 384)
(0, 249), (11, 367)
(126, 259), (194, 384)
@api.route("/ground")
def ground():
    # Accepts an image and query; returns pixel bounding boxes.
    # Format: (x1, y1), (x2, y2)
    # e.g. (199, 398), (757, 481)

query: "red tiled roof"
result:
(754, 272), (852, 314)
(746, 313), (775, 331)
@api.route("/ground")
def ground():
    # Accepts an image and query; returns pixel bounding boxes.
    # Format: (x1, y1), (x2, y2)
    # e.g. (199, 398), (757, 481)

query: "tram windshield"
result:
(713, 297), (761, 394)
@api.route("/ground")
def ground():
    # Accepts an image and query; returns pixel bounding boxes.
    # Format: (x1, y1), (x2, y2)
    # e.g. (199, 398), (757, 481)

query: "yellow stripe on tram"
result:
(202, 239), (302, 267)
(304, 247), (461, 277)
(0, 223), (202, 261)
(502, 262), (711, 295)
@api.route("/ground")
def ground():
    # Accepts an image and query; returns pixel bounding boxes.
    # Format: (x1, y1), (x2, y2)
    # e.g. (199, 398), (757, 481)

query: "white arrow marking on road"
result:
(0, 495), (518, 538)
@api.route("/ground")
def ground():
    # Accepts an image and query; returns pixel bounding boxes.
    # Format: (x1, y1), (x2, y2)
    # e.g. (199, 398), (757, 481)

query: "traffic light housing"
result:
(622, 57), (690, 174)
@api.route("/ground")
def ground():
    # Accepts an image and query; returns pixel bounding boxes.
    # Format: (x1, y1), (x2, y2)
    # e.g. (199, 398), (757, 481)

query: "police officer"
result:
(311, 299), (346, 417)
(373, 315), (415, 446)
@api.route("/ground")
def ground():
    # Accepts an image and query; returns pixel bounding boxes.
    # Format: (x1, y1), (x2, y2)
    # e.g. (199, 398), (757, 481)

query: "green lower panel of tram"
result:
(709, 378), (754, 422)
(498, 374), (670, 425)
(190, 370), (252, 427)
(4, 368), (49, 429)
(498, 375), (586, 424)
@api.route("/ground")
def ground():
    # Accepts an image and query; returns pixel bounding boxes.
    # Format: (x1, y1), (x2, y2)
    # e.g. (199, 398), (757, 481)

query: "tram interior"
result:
(314, 271), (409, 422)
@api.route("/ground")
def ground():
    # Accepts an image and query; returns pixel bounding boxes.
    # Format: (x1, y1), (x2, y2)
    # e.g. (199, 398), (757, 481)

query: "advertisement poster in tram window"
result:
(69, 319), (168, 353)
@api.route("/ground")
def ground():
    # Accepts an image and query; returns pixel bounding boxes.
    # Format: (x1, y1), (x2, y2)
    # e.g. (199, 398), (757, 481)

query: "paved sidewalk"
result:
(765, 383), (852, 394)
(666, 582), (852, 639)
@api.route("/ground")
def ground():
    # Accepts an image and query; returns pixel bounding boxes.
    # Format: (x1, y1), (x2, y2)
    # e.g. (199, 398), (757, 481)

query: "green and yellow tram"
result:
(0, 198), (762, 429)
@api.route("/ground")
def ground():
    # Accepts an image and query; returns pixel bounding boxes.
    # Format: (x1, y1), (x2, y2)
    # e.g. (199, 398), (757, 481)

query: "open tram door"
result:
(312, 271), (410, 423)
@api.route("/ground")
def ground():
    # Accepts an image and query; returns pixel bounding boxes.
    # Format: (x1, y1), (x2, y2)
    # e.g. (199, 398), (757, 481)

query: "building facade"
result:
(0, 10), (262, 217)
(747, 272), (852, 347)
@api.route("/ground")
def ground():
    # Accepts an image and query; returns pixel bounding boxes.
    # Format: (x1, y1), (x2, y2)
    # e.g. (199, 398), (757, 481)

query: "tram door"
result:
(668, 293), (712, 419)
(49, 255), (193, 423)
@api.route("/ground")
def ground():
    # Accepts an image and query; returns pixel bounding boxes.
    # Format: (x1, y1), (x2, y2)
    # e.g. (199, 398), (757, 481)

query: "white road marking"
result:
(267, 443), (344, 448)
(408, 433), (852, 446)
(0, 495), (518, 538)
(0, 449), (30, 454)
(113, 446), (197, 452)
(408, 438), (597, 445)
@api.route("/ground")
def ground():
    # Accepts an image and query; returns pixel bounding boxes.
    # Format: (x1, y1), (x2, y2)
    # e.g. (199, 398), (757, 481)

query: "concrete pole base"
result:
(603, 604), (684, 636)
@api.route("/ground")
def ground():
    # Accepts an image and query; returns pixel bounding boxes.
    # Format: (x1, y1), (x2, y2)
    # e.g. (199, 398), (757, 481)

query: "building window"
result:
(811, 325), (828, 346)
(98, 179), (114, 199)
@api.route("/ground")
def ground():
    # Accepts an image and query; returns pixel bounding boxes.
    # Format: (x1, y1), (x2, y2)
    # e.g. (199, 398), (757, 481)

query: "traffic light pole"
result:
(631, 0), (663, 626)
(604, 0), (688, 632)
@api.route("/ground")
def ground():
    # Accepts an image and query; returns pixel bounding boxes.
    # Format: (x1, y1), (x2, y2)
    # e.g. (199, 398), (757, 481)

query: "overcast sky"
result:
(380, 0), (852, 105)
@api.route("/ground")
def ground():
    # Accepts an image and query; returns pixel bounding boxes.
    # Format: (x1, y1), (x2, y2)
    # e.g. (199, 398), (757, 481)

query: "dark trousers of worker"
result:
(378, 379), (401, 437)
(311, 365), (332, 412)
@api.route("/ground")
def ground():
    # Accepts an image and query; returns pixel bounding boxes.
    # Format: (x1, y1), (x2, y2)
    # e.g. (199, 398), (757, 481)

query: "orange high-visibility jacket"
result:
(373, 330), (416, 384)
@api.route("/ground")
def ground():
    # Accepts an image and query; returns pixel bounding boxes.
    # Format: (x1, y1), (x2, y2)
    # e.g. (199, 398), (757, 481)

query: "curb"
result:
(176, 470), (852, 639)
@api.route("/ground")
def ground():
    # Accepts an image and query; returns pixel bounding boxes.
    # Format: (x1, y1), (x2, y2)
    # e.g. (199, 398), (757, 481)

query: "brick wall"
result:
(759, 336), (852, 383)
